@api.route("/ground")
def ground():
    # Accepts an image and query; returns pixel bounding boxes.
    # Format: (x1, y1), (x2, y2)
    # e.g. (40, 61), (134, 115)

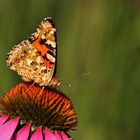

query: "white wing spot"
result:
(46, 40), (56, 48)
(47, 53), (55, 63)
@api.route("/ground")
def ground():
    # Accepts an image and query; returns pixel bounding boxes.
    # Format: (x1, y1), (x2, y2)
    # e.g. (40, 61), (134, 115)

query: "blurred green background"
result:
(0, 0), (140, 139)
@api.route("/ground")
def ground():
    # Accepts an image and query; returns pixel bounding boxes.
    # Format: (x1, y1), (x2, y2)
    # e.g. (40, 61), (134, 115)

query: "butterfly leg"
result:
(39, 86), (44, 95)
(24, 81), (36, 93)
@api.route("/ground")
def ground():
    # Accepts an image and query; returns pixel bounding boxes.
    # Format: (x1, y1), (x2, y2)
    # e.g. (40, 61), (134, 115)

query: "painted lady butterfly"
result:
(6, 17), (60, 87)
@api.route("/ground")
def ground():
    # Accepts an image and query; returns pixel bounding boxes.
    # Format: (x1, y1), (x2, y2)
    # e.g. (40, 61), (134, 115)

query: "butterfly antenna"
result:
(76, 72), (92, 78)
(67, 72), (92, 80)
(61, 72), (93, 87)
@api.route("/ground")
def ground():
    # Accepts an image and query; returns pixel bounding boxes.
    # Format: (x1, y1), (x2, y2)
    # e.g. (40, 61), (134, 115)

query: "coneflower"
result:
(0, 83), (77, 140)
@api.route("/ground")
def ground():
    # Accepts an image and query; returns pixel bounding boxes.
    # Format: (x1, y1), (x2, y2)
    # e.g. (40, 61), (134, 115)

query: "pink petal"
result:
(14, 122), (31, 140)
(53, 131), (62, 140)
(0, 117), (19, 140)
(30, 126), (43, 140)
(44, 127), (58, 140)
(0, 115), (9, 125)
(60, 131), (72, 140)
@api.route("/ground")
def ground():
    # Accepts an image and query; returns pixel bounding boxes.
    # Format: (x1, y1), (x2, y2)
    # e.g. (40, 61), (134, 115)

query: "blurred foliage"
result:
(0, 0), (140, 139)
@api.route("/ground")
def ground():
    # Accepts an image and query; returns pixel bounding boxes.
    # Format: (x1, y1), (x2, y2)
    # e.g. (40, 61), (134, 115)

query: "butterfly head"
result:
(49, 77), (61, 87)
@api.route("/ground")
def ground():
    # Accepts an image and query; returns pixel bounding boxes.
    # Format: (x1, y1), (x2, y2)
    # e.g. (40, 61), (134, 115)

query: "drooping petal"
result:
(60, 131), (72, 140)
(0, 117), (19, 140)
(30, 126), (43, 140)
(14, 122), (31, 140)
(0, 115), (9, 125)
(53, 131), (62, 140)
(44, 127), (58, 140)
